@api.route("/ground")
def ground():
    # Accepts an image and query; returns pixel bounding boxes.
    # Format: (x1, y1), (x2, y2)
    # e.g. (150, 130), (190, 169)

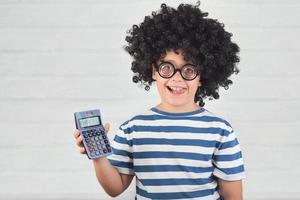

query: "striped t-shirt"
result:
(108, 107), (245, 199)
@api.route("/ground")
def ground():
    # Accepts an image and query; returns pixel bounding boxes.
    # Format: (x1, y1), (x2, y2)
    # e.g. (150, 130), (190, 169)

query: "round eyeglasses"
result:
(156, 61), (199, 81)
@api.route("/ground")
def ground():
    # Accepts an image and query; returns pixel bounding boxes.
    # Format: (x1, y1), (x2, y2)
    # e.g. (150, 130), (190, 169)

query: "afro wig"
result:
(124, 2), (240, 107)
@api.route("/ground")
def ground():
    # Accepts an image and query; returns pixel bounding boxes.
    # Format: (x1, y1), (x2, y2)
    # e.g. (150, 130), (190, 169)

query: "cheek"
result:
(188, 80), (201, 93)
(156, 78), (167, 89)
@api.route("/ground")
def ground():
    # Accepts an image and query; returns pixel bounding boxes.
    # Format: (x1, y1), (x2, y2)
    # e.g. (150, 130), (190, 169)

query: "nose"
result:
(171, 69), (183, 81)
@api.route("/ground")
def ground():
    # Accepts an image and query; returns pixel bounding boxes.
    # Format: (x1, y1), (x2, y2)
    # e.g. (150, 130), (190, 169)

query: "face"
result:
(152, 49), (201, 112)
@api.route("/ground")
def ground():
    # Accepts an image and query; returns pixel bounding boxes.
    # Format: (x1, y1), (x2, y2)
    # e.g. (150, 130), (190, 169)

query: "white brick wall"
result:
(0, 0), (299, 199)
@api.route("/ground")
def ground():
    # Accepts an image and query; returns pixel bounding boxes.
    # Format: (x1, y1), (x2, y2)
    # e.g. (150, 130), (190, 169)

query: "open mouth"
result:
(166, 86), (186, 95)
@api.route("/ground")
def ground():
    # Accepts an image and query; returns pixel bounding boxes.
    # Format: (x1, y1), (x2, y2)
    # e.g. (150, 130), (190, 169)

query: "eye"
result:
(159, 62), (174, 77)
(182, 65), (197, 79)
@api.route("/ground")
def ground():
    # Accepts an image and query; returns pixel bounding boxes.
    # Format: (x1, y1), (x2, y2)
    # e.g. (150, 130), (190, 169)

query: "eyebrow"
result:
(158, 59), (196, 67)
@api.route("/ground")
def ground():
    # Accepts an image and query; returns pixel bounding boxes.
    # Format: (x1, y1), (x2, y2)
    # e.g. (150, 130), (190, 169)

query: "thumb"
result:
(103, 122), (110, 135)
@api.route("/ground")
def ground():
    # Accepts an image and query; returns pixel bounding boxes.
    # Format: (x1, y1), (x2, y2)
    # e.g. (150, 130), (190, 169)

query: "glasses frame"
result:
(156, 61), (199, 81)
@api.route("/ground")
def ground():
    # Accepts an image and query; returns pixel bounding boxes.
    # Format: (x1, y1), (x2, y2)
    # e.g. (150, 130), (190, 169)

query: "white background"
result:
(0, 0), (300, 199)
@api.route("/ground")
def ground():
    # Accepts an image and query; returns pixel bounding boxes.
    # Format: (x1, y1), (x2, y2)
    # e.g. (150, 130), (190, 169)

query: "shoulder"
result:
(118, 108), (156, 131)
(200, 108), (234, 135)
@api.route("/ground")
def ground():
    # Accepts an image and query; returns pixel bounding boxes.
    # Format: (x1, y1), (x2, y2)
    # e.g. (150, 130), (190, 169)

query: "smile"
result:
(166, 86), (187, 94)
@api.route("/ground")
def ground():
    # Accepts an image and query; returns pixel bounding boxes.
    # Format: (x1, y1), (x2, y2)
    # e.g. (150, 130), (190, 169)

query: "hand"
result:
(73, 123), (110, 154)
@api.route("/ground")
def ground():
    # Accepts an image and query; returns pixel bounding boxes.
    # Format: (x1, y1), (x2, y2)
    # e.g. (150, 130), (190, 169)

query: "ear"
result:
(198, 74), (202, 87)
(152, 64), (157, 80)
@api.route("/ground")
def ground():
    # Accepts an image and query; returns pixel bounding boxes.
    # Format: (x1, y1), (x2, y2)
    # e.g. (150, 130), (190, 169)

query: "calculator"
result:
(74, 109), (112, 159)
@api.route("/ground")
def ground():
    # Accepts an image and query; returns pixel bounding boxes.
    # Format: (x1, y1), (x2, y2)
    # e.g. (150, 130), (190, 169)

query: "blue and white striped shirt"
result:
(108, 107), (245, 199)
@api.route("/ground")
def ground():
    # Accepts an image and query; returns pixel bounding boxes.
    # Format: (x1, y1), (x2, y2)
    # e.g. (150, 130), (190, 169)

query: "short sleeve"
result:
(212, 129), (246, 181)
(107, 126), (134, 175)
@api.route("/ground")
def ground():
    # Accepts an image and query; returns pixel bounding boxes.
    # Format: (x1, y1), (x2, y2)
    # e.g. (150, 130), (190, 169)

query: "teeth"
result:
(169, 86), (184, 91)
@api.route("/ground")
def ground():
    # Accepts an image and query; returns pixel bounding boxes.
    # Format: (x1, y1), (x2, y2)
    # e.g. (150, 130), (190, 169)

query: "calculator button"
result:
(88, 133), (93, 137)
(107, 147), (112, 152)
(103, 149), (107, 154)
(102, 135), (107, 139)
(104, 140), (108, 144)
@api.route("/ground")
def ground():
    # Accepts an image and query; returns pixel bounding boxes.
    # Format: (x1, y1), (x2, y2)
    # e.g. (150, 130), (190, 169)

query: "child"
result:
(74, 2), (245, 199)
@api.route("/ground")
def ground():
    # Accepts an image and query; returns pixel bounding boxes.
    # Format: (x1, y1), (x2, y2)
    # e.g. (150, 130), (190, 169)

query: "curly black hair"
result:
(124, 2), (240, 107)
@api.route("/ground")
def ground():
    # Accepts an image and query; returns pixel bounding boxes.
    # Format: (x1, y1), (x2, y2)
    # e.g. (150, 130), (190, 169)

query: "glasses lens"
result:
(159, 63), (174, 78)
(182, 65), (198, 80)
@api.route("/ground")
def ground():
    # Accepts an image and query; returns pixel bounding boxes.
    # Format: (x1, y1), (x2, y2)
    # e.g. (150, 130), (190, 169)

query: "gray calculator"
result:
(74, 109), (112, 159)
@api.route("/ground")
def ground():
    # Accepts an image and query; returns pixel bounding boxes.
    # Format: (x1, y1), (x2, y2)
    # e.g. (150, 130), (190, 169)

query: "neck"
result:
(155, 103), (200, 113)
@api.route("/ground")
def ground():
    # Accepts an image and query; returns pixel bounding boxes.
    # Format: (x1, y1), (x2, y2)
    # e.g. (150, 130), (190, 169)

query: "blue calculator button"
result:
(104, 140), (108, 144)
(102, 135), (107, 139)
(103, 149), (107, 154)
(88, 133), (93, 137)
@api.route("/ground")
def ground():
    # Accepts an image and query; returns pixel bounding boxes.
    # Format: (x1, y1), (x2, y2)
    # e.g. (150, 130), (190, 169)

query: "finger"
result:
(79, 147), (86, 154)
(74, 129), (80, 138)
(104, 123), (110, 135)
(76, 135), (84, 147)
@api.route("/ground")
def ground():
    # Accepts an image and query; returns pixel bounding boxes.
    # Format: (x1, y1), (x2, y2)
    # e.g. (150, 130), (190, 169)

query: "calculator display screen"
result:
(79, 116), (100, 128)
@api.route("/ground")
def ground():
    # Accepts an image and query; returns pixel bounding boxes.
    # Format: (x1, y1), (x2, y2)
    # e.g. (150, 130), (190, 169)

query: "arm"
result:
(92, 157), (134, 197)
(74, 123), (134, 197)
(218, 179), (243, 200)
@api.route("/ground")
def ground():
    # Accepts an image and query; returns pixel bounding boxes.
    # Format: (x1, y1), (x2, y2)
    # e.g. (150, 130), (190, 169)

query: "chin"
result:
(166, 100), (189, 108)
